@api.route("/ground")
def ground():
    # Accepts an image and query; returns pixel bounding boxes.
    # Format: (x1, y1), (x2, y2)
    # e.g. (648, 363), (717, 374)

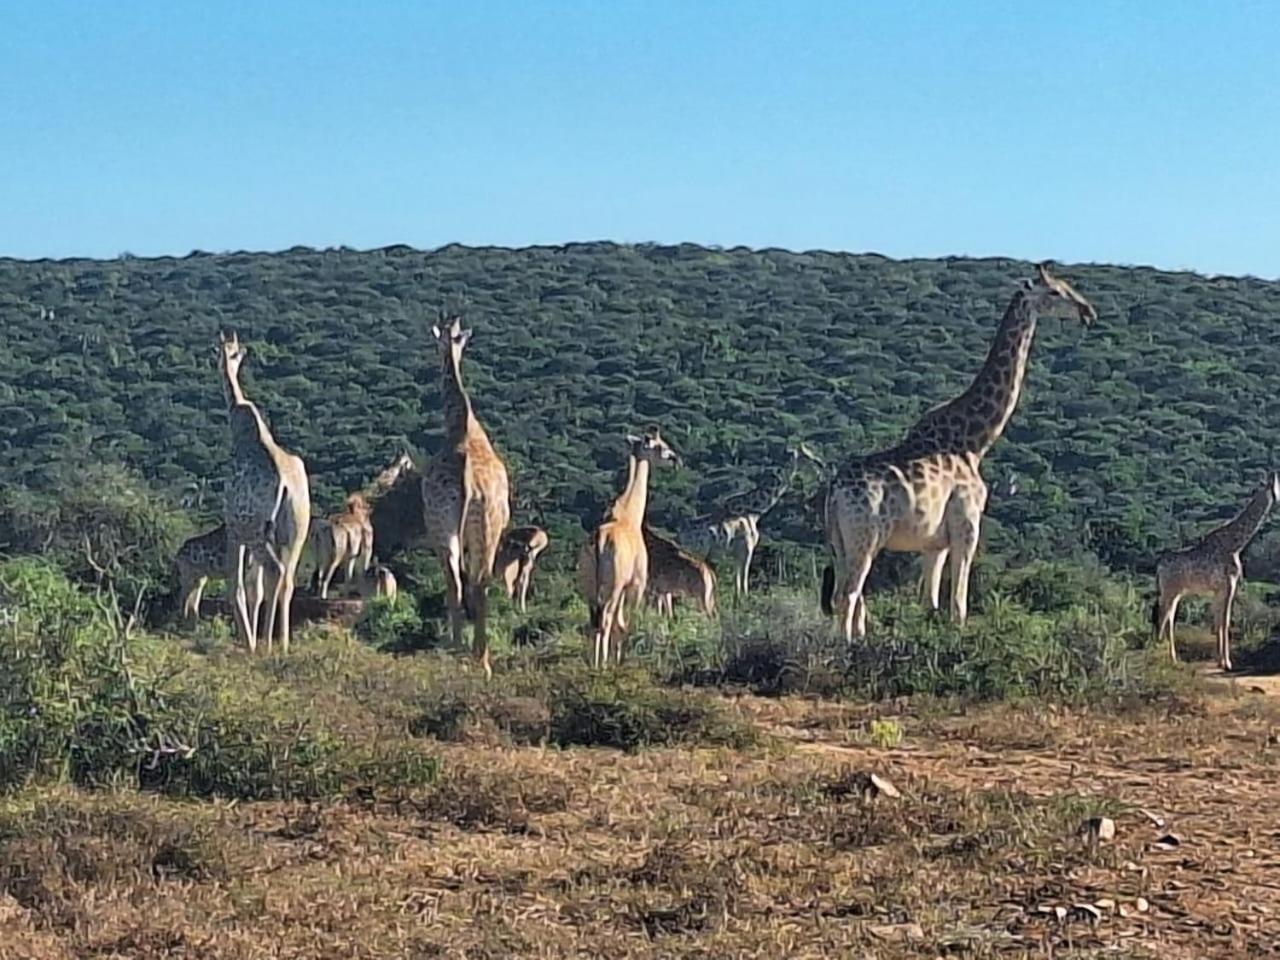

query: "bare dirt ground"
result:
(3, 680), (1280, 959)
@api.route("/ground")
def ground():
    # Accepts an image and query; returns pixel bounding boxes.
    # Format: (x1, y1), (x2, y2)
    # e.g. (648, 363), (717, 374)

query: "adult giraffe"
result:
(822, 263), (1097, 640)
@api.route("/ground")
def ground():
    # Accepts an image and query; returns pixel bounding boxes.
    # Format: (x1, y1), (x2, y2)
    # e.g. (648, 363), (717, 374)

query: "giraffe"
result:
(822, 263), (1096, 641)
(173, 522), (226, 622)
(680, 444), (822, 597)
(496, 525), (550, 614)
(419, 313), (510, 678)
(218, 332), (312, 653)
(644, 526), (717, 618)
(577, 429), (681, 668)
(310, 492), (375, 599)
(1153, 473), (1280, 671)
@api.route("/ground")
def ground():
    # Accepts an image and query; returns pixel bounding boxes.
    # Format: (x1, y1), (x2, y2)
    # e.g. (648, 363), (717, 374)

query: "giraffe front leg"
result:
(1219, 577), (1238, 672)
(440, 536), (466, 650)
(919, 548), (949, 614)
(471, 579), (492, 680)
(740, 519), (760, 598)
(229, 543), (255, 653)
(839, 547), (877, 643)
(1160, 594), (1182, 661)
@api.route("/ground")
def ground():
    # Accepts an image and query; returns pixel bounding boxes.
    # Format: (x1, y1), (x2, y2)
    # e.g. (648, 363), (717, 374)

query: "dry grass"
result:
(3, 678), (1280, 959)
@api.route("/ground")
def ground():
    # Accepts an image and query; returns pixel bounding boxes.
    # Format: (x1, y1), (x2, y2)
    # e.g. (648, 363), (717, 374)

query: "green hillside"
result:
(3, 242), (1279, 576)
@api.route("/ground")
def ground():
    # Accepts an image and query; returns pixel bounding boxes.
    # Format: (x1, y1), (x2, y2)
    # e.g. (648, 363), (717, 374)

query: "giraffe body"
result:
(644, 527), (717, 617)
(1155, 474), (1280, 671)
(823, 264), (1096, 640)
(420, 315), (510, 678)
(577, 430), (681, 668)
(496, 525), (550, 613)
(219, 332), (312, 654)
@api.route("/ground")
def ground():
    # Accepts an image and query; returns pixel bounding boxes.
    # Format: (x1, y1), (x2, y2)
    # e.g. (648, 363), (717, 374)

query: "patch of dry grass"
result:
(4, 680), (1280, 958)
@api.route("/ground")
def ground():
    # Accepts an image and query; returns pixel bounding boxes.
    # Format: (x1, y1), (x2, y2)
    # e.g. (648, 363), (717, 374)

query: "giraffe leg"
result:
(619, 580), (645, 664)
(1219, 576), (1238, 672)
(278, 544), (302, 656)
(229, 543), (256, 653)
(919, 548), (949, 614)
(318, 547), (343, 601)
(596, 586), (625, 669)
(260, 548), (284, 654)
(440, 537), (466, 650)
(517, 562), (532, 613)
(945, 491), (984, 628)
(740, 519), (760, 597)
(471, 579), (492, 680)
(1159, 593), (1182, 661)
(838, 546), (877, 643)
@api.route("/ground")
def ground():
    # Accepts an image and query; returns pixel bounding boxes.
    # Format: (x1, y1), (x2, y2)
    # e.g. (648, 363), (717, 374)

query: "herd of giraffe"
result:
(175, 264), (1277, 674)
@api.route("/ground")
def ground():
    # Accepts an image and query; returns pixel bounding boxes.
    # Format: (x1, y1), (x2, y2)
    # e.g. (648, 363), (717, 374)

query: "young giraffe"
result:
(218, 332), (312, 653)
(311, 493), (375, 599)
(496, 525), (550, 614)
(680, 445), (821, 597)
(173, 522), (227, 622)
(1154, 473), (1280, 672)
(644, 526), (717, 618)
(420, 313), (510, 679)
(577, 430), (682, 668)
(823, 264), (1096, 641)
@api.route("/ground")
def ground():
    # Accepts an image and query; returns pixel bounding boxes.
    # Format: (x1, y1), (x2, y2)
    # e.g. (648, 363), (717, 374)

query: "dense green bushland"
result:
(3, 243), (1280, 583)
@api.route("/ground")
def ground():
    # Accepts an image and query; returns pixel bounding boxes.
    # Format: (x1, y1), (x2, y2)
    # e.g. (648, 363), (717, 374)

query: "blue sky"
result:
(1, 1), (1276, 276)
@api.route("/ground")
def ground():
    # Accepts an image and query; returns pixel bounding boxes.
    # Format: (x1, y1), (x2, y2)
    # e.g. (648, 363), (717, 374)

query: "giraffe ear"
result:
(625, 434), (643, 446)
(431, 325), (443, 340)
(459, 328), (474, 347)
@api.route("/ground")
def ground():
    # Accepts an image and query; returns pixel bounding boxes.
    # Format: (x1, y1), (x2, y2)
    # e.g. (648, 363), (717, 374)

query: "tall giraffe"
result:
(822, 264), (1096, 640)
(680, 445), (821, 597)
(577, 429), (681, 668)
(1154, 473), (1280, 671)
(419, 313), (510, 678)
(218, 332), (312, 653)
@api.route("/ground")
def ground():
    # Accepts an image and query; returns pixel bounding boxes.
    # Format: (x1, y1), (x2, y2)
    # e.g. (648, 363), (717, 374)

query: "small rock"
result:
(1152, 833), (1182, 851)
(1135, 897), (1150, 913)
(868, 773), (901, 799)
(1080, 816), (1117, 842)
(1138, 808), (1165, 828)
(867, 922), (924, 941)
(1095, 898), (1116, 912)
(1071, 903), (1103, 923)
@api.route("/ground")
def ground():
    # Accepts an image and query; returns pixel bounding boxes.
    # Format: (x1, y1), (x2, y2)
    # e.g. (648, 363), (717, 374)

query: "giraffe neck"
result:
(440, 351), (476, 440)
(904, 292), (1037, 459)
(221, 364), (274, 452)
(610, 456), (652, 528)
(1203, 483), (1276, 554)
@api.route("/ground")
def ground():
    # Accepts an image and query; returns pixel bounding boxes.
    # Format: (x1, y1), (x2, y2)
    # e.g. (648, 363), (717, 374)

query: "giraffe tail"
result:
(820, 563), (836, 617)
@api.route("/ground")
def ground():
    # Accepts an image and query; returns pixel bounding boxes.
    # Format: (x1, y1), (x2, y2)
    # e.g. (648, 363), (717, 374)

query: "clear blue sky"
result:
(2, 1), (1276, 276)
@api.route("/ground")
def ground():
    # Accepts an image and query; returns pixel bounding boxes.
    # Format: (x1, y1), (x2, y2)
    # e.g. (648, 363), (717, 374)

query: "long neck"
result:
(221, 362), (247, 410)
(901, 292), (1037, 459)
(950, 295), (1037, 457)
(1204, 484), (1276, 554)
(611, 456), (651, 527)
(440, 351), (475, 438)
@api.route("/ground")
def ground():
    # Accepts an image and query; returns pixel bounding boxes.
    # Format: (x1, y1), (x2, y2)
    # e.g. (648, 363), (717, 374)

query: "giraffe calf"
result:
(309, 493), (375, 599)
(496, 525), (550, 613)
(644, 527), (717, 618)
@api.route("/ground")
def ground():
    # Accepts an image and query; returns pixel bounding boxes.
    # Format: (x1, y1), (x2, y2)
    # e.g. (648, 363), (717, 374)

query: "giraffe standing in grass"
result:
(1154, 473), (1280, 672)
(681, 445), (821, 597)
(310, 493), (375, 599)
(496, 525), (550, 613)
(173, 523), (226, 622)
(822, 264), (1097, 641)
(419, 314), (510, 678)
(644, 526), (717, 618)
(218, 332), (311, 653)
(577, 430), (682, 668)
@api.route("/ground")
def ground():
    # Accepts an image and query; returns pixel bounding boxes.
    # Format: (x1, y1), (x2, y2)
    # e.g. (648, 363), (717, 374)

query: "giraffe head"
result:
(1020, 263), (1097, 325)
(345, 492), (371, 517)
(627, 427), (682, 468)
(431, 312), (472, 366)
(218, 330), (247, 381)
